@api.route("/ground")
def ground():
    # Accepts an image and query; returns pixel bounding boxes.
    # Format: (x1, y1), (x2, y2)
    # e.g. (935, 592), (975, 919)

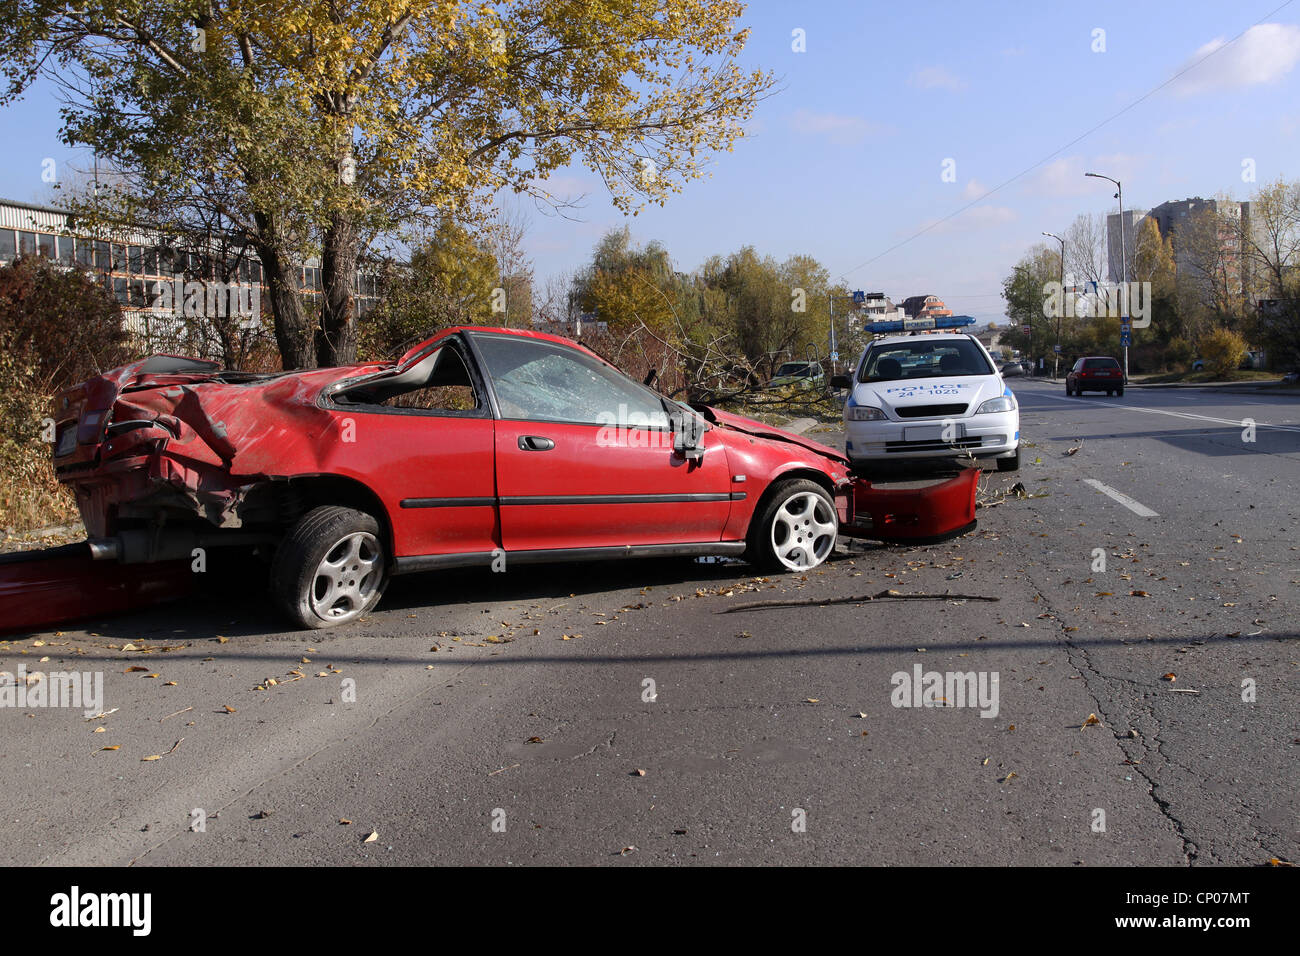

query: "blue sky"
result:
(2, 0), (1299, 325)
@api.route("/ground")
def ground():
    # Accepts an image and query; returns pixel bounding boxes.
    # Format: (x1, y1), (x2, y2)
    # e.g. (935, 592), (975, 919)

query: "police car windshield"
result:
(859, 340), (993, 383)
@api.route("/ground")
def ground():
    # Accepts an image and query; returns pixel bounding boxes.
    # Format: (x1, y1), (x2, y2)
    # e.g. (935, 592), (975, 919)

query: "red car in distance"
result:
(46, 326), (977, 630)
(1066, 356), (1125, 396)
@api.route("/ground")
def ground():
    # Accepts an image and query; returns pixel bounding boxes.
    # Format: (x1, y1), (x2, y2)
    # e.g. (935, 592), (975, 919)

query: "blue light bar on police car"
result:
(862, 314), (978, 334)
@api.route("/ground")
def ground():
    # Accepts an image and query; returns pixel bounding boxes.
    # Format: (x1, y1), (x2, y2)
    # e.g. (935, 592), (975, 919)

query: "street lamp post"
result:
(1085, 172), (1129, 382)
(1042, 231), (1065, 380)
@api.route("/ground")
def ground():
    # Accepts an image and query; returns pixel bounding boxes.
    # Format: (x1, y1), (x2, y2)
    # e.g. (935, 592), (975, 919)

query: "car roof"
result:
(397, 325), (606, 367)
(868, 333), (978, 346)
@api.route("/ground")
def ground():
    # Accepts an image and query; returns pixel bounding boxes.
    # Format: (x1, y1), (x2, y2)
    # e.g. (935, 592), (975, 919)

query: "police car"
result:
(834, 333), (1020, 471)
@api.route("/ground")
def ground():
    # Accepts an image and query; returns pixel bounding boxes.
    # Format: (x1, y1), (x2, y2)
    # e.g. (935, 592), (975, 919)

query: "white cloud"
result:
(1021, 154), (1145, 198)
(919, 204), (1017, 235)
(908, 66), (967, 92)
(962, 178), (988, 201)
(789, 109), (889, 145)
(1170, 23), (1300, 95)
(1023, 157), (1090, 198)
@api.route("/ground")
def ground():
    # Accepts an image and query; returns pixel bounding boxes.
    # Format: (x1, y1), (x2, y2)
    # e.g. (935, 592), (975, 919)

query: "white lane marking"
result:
(1024, 389), (1300, 434)
(1083, 479), (1159, 517)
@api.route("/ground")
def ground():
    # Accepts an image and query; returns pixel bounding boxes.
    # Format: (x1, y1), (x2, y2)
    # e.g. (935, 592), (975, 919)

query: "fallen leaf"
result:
(1161, 673), (1177, 682)
(364, 831), (379, 844)
(125, 666), (149, 673)
(339, 818), (352, 825)
(1081, 713), (1102, 730)
(100, 745), (120, 751)
(141, 755), (162, 761)
(93, 726), (106, 733)
(222, 705), (236, 714)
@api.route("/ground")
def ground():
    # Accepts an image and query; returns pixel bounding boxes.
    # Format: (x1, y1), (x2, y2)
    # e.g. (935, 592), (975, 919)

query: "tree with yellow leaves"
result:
(1, 1), (774, 368)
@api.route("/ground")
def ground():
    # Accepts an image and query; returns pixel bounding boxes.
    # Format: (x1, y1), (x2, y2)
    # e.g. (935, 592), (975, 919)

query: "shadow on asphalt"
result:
(44, 628), (1295, 667)
(26, 550), (892, 643)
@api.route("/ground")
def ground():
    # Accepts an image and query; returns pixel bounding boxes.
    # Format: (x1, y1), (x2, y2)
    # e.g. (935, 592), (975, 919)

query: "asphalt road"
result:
(2, 379), (1297, 866)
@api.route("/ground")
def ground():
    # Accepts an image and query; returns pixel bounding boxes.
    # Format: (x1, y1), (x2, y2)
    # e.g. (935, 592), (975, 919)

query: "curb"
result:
(782, 417), (819, 435)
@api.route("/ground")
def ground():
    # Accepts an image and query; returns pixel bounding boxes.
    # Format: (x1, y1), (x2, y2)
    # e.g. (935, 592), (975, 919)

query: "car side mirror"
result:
(830, 374), (852, 390)
(670, 410), (706, 461)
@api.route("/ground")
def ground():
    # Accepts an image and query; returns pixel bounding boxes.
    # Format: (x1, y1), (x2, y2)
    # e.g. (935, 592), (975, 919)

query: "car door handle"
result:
(518, 435), (554, 451)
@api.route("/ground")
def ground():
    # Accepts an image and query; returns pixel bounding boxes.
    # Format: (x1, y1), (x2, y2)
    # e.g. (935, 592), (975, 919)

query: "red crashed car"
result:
(51, 327), (977, 629)
(1065, 356), (1125, 396)
(52, 327), (869, 628)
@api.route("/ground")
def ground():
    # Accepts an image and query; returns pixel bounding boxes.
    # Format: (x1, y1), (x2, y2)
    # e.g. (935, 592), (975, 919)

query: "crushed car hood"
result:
(694, 405), (849, 465)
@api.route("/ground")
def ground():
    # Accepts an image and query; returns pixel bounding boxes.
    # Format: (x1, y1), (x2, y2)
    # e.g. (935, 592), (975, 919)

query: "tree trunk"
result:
(319, 211), (359, 367)
(252, 217), (315, 370)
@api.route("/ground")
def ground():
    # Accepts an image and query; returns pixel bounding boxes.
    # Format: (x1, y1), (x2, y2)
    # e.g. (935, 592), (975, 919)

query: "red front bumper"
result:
(840, 467), (980, 544)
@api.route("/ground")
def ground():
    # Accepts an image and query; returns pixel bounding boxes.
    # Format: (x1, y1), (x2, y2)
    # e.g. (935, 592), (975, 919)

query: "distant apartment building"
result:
(1147, 197), (1252, 292)
(1105, 209), (1147, 282)
(859, 291), (905, 323)
(901, 294), (953, 320)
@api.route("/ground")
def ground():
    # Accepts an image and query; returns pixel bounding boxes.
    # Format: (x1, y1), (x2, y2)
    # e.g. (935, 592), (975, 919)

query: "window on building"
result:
(113, 277), (128, 304)
(37, 233), (56, 257)
(0, 230), (15, 262)
(128, 245), (143, 274)
(94, 241), (111, 271)
(77, 240), (93, 267)
(18, 231), (37, 256)
(57, 236), (75, 264)
(250, 261), (261, 283)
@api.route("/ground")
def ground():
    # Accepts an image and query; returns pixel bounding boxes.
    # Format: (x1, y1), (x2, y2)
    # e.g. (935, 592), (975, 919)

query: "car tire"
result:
(1116, 386), (1124, 397)
(271, 506), (389, 629)
(996, 446), (1021, 472)
(1066, 384), (1074, 396)
(746, 478), (838, 573)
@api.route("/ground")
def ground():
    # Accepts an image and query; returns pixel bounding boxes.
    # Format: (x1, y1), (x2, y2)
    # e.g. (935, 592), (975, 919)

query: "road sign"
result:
(1120, 329), (1132, 347)
(830, 351), (839, 361)
(852, 290), (865, 304)
(1021, 325), (1030, 335)
(1053, 344), (1062, 353)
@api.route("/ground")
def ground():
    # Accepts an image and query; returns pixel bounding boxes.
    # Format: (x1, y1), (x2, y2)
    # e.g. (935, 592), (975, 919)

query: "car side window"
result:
(473, 334), (669, 427)
(334, 345), (482, 413)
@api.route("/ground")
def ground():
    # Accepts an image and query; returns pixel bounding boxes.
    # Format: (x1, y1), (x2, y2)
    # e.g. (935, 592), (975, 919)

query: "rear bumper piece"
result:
(0, 543), (193, 635)
(839, 467), (980, 544)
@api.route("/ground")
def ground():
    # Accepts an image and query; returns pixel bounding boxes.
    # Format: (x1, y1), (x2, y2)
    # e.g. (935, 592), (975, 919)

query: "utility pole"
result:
(1086, 172), (1129, 381)
(1042, 231), (1065, 380)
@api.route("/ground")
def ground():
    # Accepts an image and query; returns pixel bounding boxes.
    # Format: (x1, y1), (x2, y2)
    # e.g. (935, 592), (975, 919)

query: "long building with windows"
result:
(0, 197), (385, 352)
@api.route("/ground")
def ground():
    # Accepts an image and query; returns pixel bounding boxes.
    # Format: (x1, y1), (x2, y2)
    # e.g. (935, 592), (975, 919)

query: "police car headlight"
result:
(976, 396), (1016, 414)
(847, 406), (887, 421)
